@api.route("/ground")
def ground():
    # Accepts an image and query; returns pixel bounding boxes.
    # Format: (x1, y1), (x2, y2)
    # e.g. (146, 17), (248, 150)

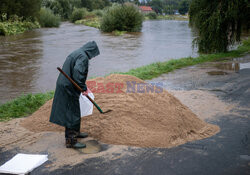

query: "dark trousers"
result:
(65, 118), (81, 139)
(65, 127), (79, 139)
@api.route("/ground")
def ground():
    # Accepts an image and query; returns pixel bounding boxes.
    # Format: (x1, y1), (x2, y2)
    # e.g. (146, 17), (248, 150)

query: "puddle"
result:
(207, 71), (228, 75)
(214, 62), (250, 72)
(207, 60), (250, 75)
(78, 140), (102, 154)
(213, 55), (250, 72)
(215, 62), (240, 72)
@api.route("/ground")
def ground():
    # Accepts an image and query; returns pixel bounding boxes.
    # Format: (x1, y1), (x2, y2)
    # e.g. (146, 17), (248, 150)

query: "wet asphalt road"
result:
(0, 66), (250, 174)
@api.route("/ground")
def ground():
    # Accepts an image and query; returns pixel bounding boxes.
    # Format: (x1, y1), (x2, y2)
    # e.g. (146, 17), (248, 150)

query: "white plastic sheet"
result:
(79, 93), (94, 117)
(0, 153), (48, 175)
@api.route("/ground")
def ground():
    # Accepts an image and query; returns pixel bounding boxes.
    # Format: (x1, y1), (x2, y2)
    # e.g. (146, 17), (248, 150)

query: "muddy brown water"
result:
(0, 20), (198, 104)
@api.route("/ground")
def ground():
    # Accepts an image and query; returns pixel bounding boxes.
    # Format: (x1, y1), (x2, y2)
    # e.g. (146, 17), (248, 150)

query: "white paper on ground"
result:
(0, 153), (48, 175)
(79, 92), (94, 117)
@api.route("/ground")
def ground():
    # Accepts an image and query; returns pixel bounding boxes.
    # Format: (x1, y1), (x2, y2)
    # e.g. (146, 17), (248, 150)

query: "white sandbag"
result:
(0, 153), (48, 175)
(79, 92), (94, 117)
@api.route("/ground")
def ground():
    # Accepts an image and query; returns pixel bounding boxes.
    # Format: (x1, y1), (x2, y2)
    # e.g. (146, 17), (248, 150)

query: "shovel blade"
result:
(102, 110), (112, 114)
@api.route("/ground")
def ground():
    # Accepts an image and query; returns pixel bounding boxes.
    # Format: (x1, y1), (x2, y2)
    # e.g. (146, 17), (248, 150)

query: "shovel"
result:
(57, 67), (112, 114)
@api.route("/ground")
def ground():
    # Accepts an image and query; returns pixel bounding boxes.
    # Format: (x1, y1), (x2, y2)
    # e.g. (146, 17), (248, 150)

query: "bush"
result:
(92, 9), (104, 17)
(0, 16), (40, 36)
(38, 8), (61, 27)
(146, 12), (157, 19)
(70, 8), (88, 22)
(100, 3), (143, 32)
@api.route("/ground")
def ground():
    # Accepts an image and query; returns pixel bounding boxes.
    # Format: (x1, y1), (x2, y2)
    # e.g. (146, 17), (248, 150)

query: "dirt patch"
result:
(169, 90), (235, 120)
(21, 74), (219, 148)
(0, 118), (42, 149)
(21, 132), (136, 170)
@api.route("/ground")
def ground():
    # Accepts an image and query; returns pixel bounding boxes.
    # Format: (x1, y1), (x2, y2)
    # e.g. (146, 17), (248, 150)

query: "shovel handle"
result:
(57, 67), (103, 113)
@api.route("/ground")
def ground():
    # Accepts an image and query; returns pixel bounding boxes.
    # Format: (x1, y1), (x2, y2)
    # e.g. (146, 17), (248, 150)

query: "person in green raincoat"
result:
(50, 41), (100, 149)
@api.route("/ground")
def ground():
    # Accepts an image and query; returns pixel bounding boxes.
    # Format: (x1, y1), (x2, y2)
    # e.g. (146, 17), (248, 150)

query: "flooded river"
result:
(0, 20), (197, 103)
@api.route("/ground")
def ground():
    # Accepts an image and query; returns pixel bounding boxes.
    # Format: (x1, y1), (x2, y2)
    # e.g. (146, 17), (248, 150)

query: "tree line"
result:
(0, 0), (191, 21)
(0, 0), (249, 53)
(0, 0), (42, 21)
(0, 0), (112, 21)
(137, 0), (191, 15)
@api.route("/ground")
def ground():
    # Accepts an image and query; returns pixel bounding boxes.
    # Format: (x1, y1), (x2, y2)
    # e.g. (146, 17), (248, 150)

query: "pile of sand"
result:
(21, 74), (219, 148)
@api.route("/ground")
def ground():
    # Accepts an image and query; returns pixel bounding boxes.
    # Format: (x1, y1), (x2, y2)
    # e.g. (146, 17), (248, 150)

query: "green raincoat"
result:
(50, 41), (100, 129)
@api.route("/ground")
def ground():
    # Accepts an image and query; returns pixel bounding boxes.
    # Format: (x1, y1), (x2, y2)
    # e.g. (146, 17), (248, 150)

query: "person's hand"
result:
(82, 88), (91, 96)
(82, 91), (88, 96)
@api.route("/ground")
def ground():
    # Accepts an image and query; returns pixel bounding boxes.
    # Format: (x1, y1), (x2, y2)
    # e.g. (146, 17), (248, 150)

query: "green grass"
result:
(0, 91), (54, 121)
(144, 15), (189, 21)
(0, 39), (249, 121)
(75, 17), (101, 28)
(112, 30), (126, 36)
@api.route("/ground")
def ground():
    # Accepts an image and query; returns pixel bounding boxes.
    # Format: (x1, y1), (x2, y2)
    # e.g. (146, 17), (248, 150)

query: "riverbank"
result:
(0, 20), (40, 36)
(0, 38), (249, 121)
(0, 92), (53, 121)
(75, 17), (100, 28)
(75, 18), (126, 36)
(144, 14), (189, 21)
(75, 15), (189, 31)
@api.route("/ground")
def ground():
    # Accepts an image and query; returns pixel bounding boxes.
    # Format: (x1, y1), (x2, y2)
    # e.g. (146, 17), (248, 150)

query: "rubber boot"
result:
(66, 138), (86, 149)
(77, 132), (88, 138)
(73, 142), (86, 149)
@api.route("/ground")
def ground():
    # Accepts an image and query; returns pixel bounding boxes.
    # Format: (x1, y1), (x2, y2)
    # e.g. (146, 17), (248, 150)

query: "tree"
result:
(189, 0), (249, 53)
(110, 0), (132, 3)
(58, 0), (73, 19)
(0, 0), (41, 20)
(164, 5), (174, 14)
(134, 0), (140, 5)
(178, 0), (189, 15)
(81, 0), (110, 10)
(42, 0), (72, 19)
(149, 0), (164, 14)
(163, 0), (181, 10)
(140, 0), (147, 5)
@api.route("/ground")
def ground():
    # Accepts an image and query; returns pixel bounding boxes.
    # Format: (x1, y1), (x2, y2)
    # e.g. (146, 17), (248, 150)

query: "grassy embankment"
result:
(0, 92), (54, 121)
(75, 18), (126, 36)
(0, 20), (40, 36)
(75, 17), (101, 28)
(0, 8), (60, 36)
(75, 15), (188, 35)
(144, 14), (188, 21)
(0, 39), (249, 121)
(74, 18), (127, 36)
